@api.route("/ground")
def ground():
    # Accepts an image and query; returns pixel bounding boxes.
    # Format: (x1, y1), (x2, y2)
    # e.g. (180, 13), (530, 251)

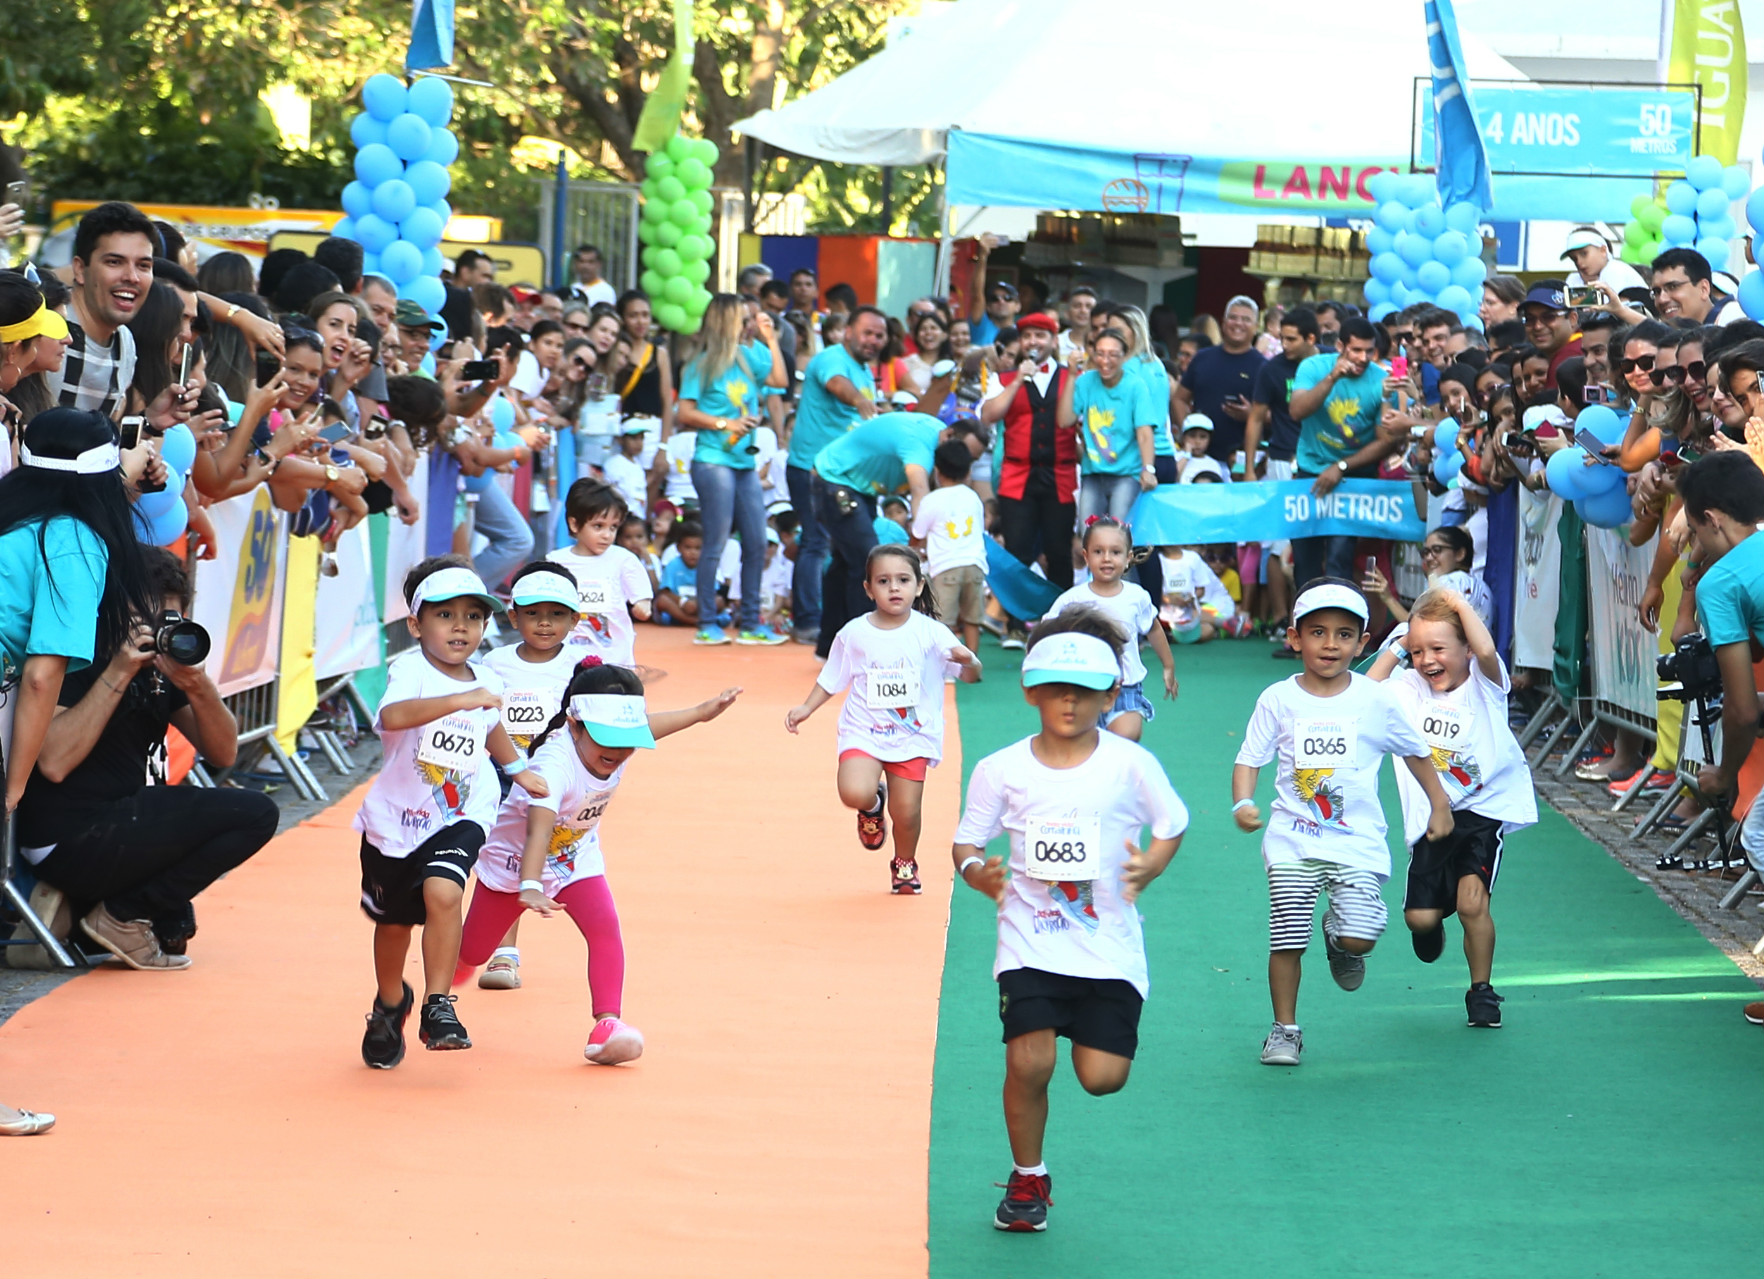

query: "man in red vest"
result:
(979, 312), (1078, 646)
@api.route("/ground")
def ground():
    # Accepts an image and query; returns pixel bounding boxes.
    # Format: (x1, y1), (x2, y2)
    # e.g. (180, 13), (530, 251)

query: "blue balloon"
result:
(361, 252), (380, 276)
(403, 160), (451, 206)
(1363, 278), (1391, 305)
(1747, 188), (1764, 235)
(1398, 263), (1419, 291)
(349, 112), (388, 149)
(1432, 450), (1462, 485)
(1369, 301), (1398, 322)
(1451, 255), (1488, 290)
(1433, 419), (1460, 451)
(134, 479), (181, 520)
(161, 424), (197, 474)
(404, 274), (446, 316)
(406, 75), (455, 127)
(420, 246), (445, 277)
(1722, 165), (1752, 201)
(354, 143), (403, 189)
(1374, 201), (1410, 233)
(332, 216), (356, 243)
(1436, 284), (1473, 315)
(1365, 226), (1395, 256)
(1661, 214), (1697, 246)
(1666, 180), (1699, 216)
(399, 205), (444, 250)
(1366, 171), (1400, 204)
(354, 213), (397, 254)
(147, 497), (189, 546)
(362, 73), (408, 124)
(1444, 202), (1481, 235)
(1546, 446), (1593, 500)
(1697, 186), (1732, 220)
(1413, 204), (1446, 238)
(341, 180), (373, 219)
(423, 127), (459, 168)
(1370, 251), (1404, 283)
(380, 240), (424, 285)
(1696, 237), (1729, 268)
(425, 199), (452, 230)
(1464, 314), (1485, 333)
(1578, 403), (1624, 447)
(1687, 155), (1725, 191)
(371, 179), (416, 224)
(490, 397), (516, 433)
(1397, 231), (1433, 267)
(1739, 270), (1764, 320)
(1417, 260), (1451, 292)
(1400, 174), (1436, 206)
(1577, 458), (1626, 496)
(462, 469), (494, 495)
(386, 113), (433, 163)
(1390, 282), (1413, 308)
(1431, 230), (1468, 266)
(1701, 213), (1736, 242)
(1579, 481), (1635, 528)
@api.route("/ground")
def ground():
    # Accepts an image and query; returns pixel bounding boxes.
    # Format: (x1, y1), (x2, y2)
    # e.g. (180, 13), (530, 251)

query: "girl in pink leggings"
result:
(456, 658), (741, 1063)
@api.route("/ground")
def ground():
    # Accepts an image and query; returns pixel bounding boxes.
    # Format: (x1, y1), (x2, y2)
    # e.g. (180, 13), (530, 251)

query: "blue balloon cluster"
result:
(133, 423), (198, 545)
(1735, 150), (1764, 322)
(1542, 404), (1631, 528)
(1658, 154), (1744, 272)
(337, 74), (457, 321)
(1361, 172), (1487, 329)
(1430, 418), (1465, 485)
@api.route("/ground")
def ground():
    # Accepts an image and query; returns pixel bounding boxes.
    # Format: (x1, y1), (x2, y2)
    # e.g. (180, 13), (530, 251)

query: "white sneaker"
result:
(478, 953), (522, 990)
(584, 1017), (645, 1065)
(1260, 1022), (1303, 1066)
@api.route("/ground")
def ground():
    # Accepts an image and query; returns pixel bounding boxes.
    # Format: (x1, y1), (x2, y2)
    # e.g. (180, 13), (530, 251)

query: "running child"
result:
(475, 561), (586, 991)
(1367, 588), (1536, 1028)
(1232, 579), (1453, 1067)
(1155, 544), (1233, 644)
(785, 544), (982, 893)
(455, 659), (741, 1063)
(952, 608), (1187, 1233)
(355, 557), (549, 1068)
(547, 479), (653, 664)
(911, 438), (989, 658)
(1042, 515), (1177, 741)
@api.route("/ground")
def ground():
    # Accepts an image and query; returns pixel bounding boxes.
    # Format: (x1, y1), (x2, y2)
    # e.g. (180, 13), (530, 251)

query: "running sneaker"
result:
(1465, 983), (1504, 1028)
(1323, 925), (1366, 991)
(583, 1017), (646, 1065)
(1411, 920), (1446, 964)
(891, 858), (922, 895)
(693, 625), (732, 645)
(1608, 768), (1673, 797)
(478, 953), (521, 990)
(1000, 626), (1027, 651)
(419, 993), (473, 1050)
(993, 1170), (1053, 1232)
(1260, 1023), (1303, 1066)
(736, 623), (789, 646)
(1744, 1001), (1764, 1026)
(858, 780), (888, 850)
(792, 627), (819, 646)
(362, 982), (414, 1069)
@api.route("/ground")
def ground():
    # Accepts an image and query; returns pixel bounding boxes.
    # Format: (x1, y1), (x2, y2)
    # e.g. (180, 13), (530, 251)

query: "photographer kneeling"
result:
(16, 548), (279, 970)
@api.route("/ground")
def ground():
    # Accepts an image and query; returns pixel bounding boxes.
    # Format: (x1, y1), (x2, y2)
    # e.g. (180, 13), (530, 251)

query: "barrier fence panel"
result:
(1584, 525), (1661, 733)
(191, 488), (288, 698)
(1513, 486), (1563, 671)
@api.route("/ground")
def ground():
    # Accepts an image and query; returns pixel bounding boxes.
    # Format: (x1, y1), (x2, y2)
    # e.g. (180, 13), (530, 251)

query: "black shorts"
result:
(1404, 809), (1504, 916)
(359, 822), (485, 926)
(997, 967), (1143, 1059)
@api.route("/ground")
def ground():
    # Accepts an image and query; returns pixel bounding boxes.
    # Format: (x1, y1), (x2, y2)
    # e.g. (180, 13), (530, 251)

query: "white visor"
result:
(509, 570), (583, 611)
(409, 565), (503, 613)
(22, 442), (120, 474)
(1292, 583), (1370, 626)
(567, 693), (655, 748)
(1021, 633), (1121, 691)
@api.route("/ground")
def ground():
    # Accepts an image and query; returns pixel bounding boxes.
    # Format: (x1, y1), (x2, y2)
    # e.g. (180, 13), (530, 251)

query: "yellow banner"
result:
(1668, 0), (1748, 166)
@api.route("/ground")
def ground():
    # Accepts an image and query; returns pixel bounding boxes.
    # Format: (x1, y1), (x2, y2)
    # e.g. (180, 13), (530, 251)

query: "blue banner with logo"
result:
(1425, 0), (1493, 210)
(1419, 84), (1698, 178)
(1128, 480), (1425, 547)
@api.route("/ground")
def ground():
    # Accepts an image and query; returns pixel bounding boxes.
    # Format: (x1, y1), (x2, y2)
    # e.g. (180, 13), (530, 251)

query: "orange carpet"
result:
(1, 628), (960, 1278)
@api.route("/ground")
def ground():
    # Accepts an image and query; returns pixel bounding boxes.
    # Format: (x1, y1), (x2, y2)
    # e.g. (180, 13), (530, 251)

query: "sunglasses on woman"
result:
(1618, 355), (1655, 374)
(1660, 361), (1707, 385)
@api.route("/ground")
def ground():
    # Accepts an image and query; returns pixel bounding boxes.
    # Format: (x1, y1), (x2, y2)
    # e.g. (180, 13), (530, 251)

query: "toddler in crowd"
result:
(1174, 415), (1230, 484)
(1156, 544), (1232, 644)
(653, 520), (706, 627)
(912, 438), (989, 658)
(601, 422), (649, 521)
(547, 479), (653, 664)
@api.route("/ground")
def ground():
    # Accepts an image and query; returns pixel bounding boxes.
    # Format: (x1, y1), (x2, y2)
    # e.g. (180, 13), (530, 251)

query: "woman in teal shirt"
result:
(676, 294), (788, 646)
(1057, 330), (1157, 523)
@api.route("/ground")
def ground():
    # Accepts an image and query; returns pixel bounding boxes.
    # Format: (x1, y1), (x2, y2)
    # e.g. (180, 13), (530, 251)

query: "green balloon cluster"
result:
(639, 133), (719, 334)
(1621, 193), (1668, 265)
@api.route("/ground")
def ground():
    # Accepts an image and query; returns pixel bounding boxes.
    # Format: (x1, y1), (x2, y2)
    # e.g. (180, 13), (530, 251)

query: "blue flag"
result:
(406, 0), (455, 72)
(984, 536), (1062, 623)
(1426, 0), (1493, 211)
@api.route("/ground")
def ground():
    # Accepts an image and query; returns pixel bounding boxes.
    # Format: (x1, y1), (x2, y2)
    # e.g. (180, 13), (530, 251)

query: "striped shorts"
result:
(1267, 860), (1388, 952)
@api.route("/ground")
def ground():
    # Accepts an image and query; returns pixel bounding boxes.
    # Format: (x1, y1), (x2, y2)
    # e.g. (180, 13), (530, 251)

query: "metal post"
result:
(932, 158), (953, 300)
(552, 155), (570, 291)
(879, 165), (895, 235)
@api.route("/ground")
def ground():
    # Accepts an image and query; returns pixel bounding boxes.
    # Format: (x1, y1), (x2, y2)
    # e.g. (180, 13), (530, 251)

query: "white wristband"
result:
(500, 752), (530, 775)
(519, 879), (543, 893)
(958, 855), (984, 877)
(1231, 798), (1255, 813)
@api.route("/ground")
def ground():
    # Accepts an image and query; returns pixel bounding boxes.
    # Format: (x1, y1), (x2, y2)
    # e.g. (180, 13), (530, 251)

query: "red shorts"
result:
(839, 750), (929, 782)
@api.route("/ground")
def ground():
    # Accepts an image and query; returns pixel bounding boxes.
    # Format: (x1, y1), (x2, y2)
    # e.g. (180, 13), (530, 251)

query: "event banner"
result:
(1584, 525), (1660, 723)
(1418, 84), (1699, 178)
(1512, 486), (1564, 671)
(314, 523), (383, 680)
(1128, 480), (1425, 548)
(191, 487), (288, 697)
(381, 455), (431, 625)
(1668, 0), (1747, 166)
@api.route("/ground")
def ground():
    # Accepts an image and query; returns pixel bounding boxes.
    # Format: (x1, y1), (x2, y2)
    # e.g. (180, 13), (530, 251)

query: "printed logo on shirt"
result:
(1045, 878), (1100, 933)
(943, 516), (975, 540)
(1085, 406), (1119, 463)
(1291, 769), (1347, 831)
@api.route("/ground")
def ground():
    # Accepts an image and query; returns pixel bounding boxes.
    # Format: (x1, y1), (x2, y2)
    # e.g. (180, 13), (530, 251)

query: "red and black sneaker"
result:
(891, 858), (922, 895)
(994, 1169), (1053, 1232)
(857, 780), (888, 851)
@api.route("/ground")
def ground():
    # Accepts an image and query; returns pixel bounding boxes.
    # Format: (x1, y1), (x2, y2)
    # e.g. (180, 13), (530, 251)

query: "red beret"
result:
(1016, 312), (1059, 334)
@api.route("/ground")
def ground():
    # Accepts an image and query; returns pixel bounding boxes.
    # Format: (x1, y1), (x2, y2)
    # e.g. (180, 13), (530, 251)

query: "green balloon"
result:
(641, 269), (663, 295)
(1629, 193), (1653, 219)
(680, 314), (703, 335)
(656, 301), (688, 331)
(684, 258), (710, 285)
(655, 220), (683, 248)
(683, 288), (711, 318)
(640, 177), (659, 201)
(663, 275), (693, 304)
(637, 220), (658, 246)
(669, 198), (698, 228)
(1622, 220), (1646, 247)
(641, 197), (670, 224)
(665, 134), (692, 162)
(675, 158), (711, 189)
(690, 214), (713, 236)
(1637, 201), (1666, 232)
(675, 233), (708, 264)
(650, 247), (682, 276)
(656, 175), (686, 204)
(692, 137), (720, 168)
(646, 153), (675, 180)
(690, 190), (714, 216)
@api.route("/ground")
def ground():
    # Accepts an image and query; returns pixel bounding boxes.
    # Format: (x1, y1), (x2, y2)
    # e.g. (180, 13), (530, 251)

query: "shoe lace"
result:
(427, 994), (461, 1023)
(1002, 1172), (1050, 1203)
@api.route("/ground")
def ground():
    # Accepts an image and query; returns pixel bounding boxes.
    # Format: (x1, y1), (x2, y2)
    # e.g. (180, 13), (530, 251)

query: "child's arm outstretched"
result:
(1231, 762), (1263, 831)
(486, 723), (550, 797)
(515, 805), (564, 917)
(380, 686), (501, 732)
(651, 687), (742, 739)
(784, 683), (834, 732)
(1143, 617), (1179, 699)
(952, 840), (1007, 902)
(1399, 754), (1455, 841)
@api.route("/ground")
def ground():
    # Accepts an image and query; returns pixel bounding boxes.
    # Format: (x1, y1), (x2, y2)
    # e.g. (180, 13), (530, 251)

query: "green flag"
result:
(633, 0), (695, 153)
(1667, 0), (1747, 166)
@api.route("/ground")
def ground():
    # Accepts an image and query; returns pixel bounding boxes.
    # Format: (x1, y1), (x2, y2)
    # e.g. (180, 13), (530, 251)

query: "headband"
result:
(21, 441), (120, 474)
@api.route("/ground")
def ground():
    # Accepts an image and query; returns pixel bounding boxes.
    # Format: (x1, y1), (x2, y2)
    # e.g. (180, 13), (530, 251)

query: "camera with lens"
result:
(154, 611), (211, 667)
(1657, 632), (1722, 703)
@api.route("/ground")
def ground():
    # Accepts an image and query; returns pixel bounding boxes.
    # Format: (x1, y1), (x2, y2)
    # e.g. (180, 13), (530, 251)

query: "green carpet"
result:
(930, 639), (1762, 1277)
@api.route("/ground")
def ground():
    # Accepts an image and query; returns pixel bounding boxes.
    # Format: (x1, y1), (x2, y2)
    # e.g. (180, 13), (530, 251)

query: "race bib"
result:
(502, 690), (551, 740)
(1419, 703), (1471, 754)
(578, 581), (610, 615)
(416, 712), (482, 773)
(1024, 813), (1103, 882)
(864, 665), (921, 708)
(1293, 718), (1356, 769)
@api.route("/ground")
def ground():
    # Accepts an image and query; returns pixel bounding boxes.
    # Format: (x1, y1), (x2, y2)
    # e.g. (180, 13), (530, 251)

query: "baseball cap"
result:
(394, 298), (445, 332)
(1522, 282), (1569, 312)
(1561, 227), (1609, 256)
(1522, 405), (1571, 433)
(409, 565), (504, 613)
(618, 419), (650, 435)
(567, 693), (655, 749)
(889, 389), (920, 407)
(1181, 412), (1215, 434)
(1291, 582), (1370, 626)
(509, 568), (582, 611)
(1020, 633), (1121, 691)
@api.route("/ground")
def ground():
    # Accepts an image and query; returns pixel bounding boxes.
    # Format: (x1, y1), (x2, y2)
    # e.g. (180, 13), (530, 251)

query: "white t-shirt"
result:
(661, 433), (699, 505)
(482, 643), (578, 750)
(955, 732), (1189, 997)
(569, 279), (618, 310)
(477, 732), (625, 894)
(603, 451), (648, 521)
(1234, 673), (1431, 876)
(1043, 581), (1159, 687)
(508, 351), (546, 399)
(911, 483), (988, 577)
(1176, 455), (1231, 484)
(1566, 258), (1645, 295)
(752, 426), (787, 508)
(546, 544), (653, 666)
(818, 611), (962, 763)
(760, 548), (793, 605)
(1388, 659), (1538, 847)
(355, 651), (506, 857)
(1158, 549), (1229, 629)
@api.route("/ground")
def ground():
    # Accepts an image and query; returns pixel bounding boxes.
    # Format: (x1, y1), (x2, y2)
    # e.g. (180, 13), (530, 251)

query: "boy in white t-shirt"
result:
(1232, 579), (1453, 1067)
(354, 558), (549, 1068)
(546, 479), (654, 665)
(911, 438), (989, 658)
(954, 610), (1187, 1234)
(601, 422), (649, 521)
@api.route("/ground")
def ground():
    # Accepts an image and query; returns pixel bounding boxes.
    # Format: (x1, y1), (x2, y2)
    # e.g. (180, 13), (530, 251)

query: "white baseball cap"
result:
(567, 693), (655, 749)
(1522, 404), (1571, 432)
(1021, 633), (1121, 691)
(1292, 582), (1370, 626)
(410, 565), (504, 613)
(1181, 413), (1215, 434)
(1561, 227), (1610, 256)
(509, 568), (583, 611)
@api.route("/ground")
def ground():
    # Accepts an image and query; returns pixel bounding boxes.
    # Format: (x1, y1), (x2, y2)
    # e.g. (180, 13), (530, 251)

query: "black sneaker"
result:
(419, 993), (473, 1050)
(1466, 982), (1504, 1028)
(994, 1169), (1052, 1232)
(1412, 920), (1446, 963)
(362, 982), (414, 1069)
(153, 901), (198, 956)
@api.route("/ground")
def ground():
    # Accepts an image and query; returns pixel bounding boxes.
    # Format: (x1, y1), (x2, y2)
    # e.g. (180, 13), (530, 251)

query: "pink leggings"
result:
(460, 877), (625, 1015)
